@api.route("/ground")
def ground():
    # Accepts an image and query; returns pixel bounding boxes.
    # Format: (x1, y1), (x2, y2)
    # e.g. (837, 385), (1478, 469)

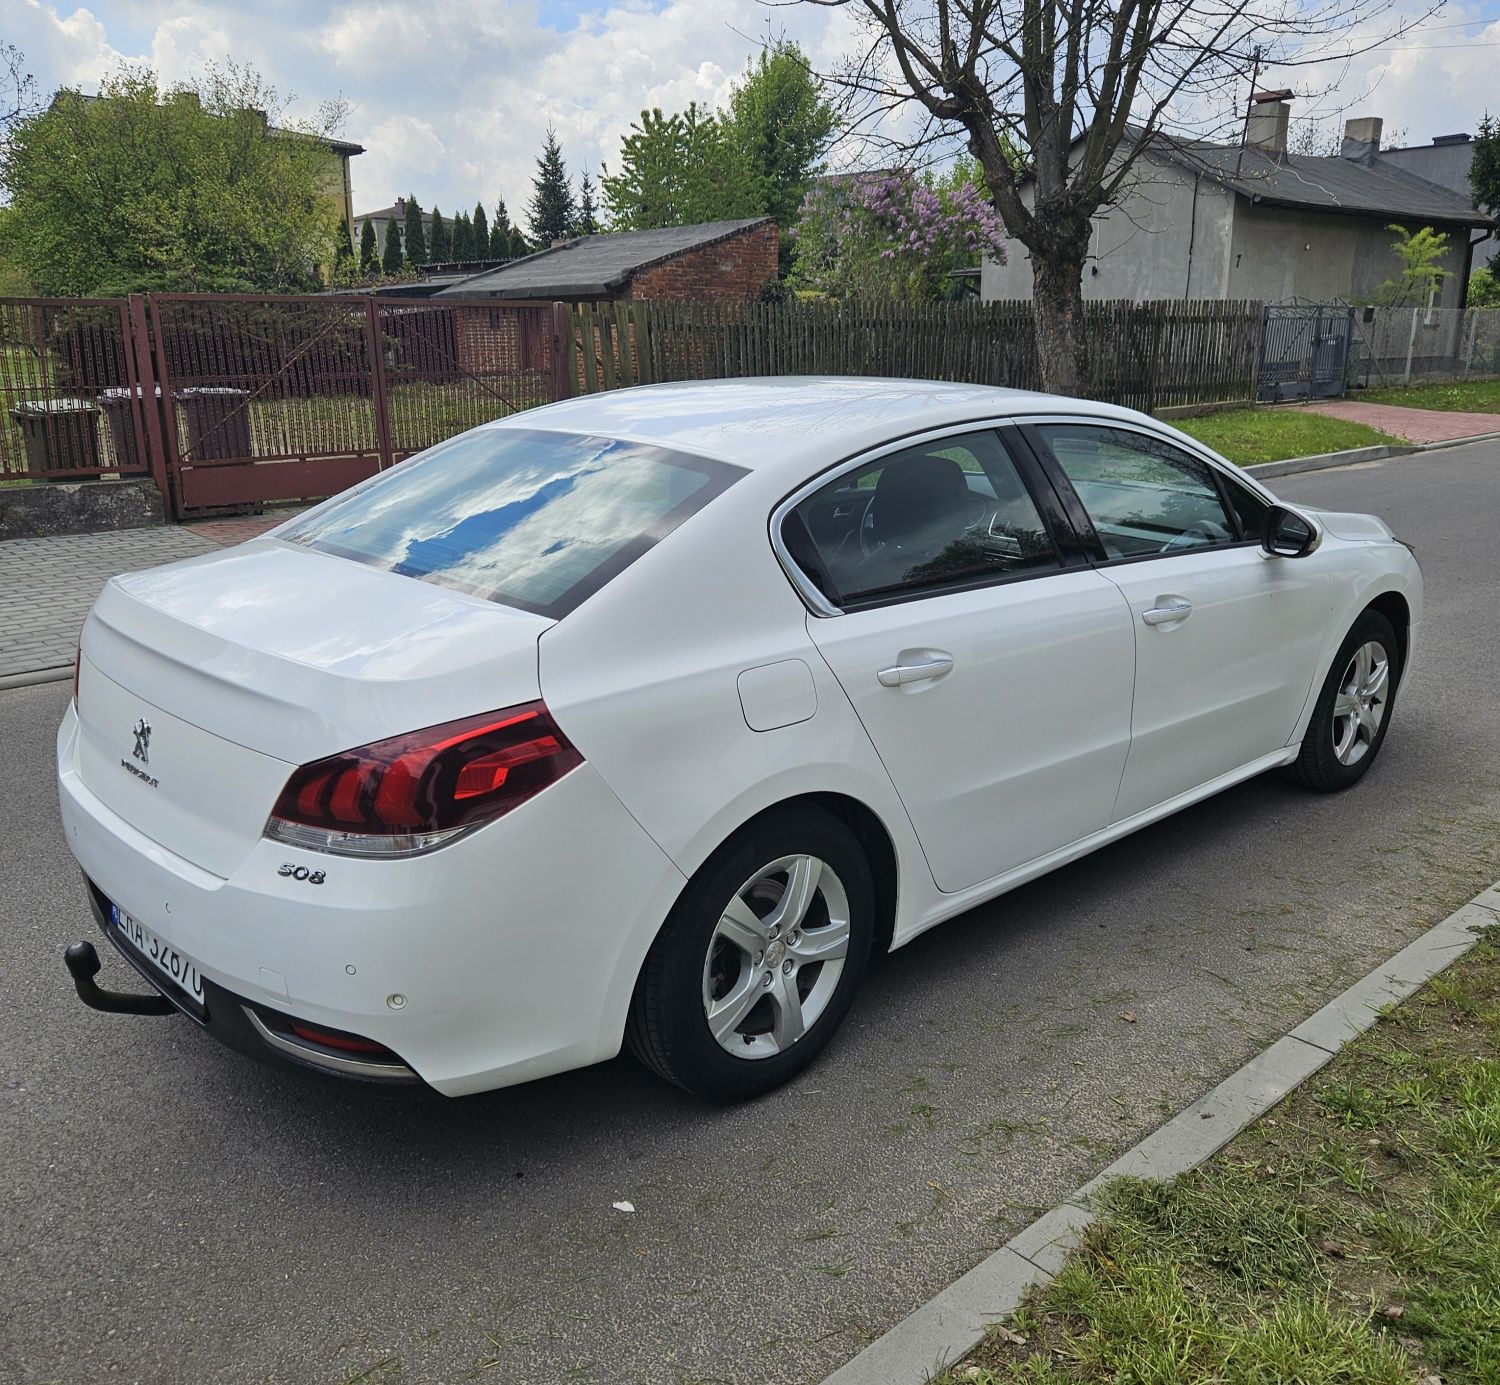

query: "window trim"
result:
(769, 421), (1085, 617)
(1018, 415), (1276, 569)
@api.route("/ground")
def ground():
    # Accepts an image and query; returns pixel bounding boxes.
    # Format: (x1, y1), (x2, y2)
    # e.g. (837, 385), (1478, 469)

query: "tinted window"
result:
(280, 428), (742, 618)
(787, 432), (1058, 606)
(1037, 424), (1235, 560)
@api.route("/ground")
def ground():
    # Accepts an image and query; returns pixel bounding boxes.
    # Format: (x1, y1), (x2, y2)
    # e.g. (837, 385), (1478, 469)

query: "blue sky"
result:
(11, 0), (1500, 229)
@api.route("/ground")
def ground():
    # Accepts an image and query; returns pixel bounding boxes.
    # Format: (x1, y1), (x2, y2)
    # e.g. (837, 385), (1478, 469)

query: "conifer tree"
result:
(451, 210), (473, 261)
(491, 196), (513, 257)
(359, 218), (378, 272)
(472, 202), (489, 257)
(576, 172), (599, 235)
(428, 206), (448, 263)
(381, 216), (403, 274)
(527, 128), (577, 245)
(402, 195), (427, 265)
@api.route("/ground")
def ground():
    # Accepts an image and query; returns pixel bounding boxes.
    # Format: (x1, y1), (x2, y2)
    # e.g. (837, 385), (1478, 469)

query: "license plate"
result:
(109, 903), (205, 1005)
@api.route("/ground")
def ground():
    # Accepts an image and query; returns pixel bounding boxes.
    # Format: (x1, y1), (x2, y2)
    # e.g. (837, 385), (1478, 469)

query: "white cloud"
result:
(13, 0), (1499, 236)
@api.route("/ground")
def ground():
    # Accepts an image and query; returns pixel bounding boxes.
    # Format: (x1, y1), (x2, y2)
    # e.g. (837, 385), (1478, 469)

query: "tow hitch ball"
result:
(64, 941), (175, 1016)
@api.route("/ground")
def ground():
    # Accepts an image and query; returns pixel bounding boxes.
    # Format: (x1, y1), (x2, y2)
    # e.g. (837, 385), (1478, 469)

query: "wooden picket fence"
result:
(560, 297), (1263, 412)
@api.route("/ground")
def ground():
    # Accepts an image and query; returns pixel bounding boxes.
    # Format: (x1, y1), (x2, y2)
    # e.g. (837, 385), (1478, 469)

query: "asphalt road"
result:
(4, 442), (1499, 1385)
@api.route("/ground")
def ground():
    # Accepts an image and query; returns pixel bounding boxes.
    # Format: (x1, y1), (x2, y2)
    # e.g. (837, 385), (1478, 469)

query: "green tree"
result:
(1467, 265), (1500, 307)
(509, 226), (531, 257)
(1374, 225), (1450, 307)
(451, 209), (473, 260)
(490, 195), (513, 256)
(472, 201), (489, 257)
(725, 41), (837, 235)
(359, 217), (378, 272)
(1472, 114), (1500, 218)
(601, 104), (755, 229)
(575, 171), (599, 235)
(428, 206), (448, 263)
(0, 63), (348, 294)
(382, 215), (403, 274)
(402, 195), (426, 266)
(527, 127), (577, 244)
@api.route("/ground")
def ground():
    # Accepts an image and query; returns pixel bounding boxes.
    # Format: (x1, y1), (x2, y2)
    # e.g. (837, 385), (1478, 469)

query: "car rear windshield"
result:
(279, 427), (743, 618)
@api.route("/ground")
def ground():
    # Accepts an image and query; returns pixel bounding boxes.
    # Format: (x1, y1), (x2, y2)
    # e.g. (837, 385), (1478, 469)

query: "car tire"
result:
(1288, 608), (1401, 793)
(627, 805), (874, 1101)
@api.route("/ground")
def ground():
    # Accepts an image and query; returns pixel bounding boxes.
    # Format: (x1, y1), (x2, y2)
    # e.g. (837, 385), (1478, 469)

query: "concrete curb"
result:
(820, 880), (1500, 1385)
(0, 665), (73, 691)
(1248, 429), (1500, 479)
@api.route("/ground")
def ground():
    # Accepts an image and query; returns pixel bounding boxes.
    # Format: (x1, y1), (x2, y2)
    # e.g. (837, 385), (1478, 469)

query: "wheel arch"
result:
(648, 791), (902, 968)
(1363, 588), (1411, 680)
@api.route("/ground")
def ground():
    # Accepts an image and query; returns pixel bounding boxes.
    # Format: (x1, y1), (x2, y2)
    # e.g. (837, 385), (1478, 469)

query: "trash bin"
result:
(8, 398), (102, 479)
(98, 385), (169, 471)
(179, 386), (252, 461)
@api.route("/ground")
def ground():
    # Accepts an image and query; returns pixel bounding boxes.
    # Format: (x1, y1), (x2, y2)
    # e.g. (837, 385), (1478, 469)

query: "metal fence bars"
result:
(0, 293), (560, 517)
(1256, 305), (1356, 403)
(1349, 305), (1500, 388)
(562, 298), (1263, 414)
(146, 295), (556, 514)
(0, 298), (153, 485)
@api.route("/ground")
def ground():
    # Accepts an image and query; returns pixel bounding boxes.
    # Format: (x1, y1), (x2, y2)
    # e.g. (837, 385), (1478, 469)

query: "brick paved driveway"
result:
(1296, 398), (1500, 443)
(0, 528), (219, 681)
(0, 508), (307, 683)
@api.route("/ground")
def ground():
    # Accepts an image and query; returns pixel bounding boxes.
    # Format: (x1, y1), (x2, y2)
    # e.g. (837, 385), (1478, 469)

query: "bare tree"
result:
(802, 0), (1434, 394)
(1, 43), (40, 146)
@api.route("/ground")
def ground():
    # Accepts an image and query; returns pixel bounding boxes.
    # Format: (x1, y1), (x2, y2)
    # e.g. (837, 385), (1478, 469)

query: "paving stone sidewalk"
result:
(1296, 397), (1500, 443)
(0, 511), (302, 682)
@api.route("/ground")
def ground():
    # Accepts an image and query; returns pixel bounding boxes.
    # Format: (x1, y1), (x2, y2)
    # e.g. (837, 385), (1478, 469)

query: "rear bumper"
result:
(57, 704), (688, 1096)
(80, 877), (434, 1092)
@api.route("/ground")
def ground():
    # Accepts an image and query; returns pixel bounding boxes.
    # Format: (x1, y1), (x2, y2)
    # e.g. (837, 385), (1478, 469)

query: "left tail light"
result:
(265, 701), (583, 858)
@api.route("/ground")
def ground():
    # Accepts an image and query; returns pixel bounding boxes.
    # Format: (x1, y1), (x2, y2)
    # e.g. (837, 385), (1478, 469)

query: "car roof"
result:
(491, 377), (1152, 475)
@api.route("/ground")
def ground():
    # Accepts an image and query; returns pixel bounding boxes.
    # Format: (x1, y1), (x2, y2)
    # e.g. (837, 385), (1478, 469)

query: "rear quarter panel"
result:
(536, 465), (929, 921)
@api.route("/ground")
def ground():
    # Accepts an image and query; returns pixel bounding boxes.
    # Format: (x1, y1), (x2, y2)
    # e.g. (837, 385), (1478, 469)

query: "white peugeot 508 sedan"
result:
(58, 379), (1421, 1100)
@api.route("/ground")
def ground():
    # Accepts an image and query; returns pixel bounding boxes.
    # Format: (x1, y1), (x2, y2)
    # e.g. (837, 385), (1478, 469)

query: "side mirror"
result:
(1262, 505), (1319, 558)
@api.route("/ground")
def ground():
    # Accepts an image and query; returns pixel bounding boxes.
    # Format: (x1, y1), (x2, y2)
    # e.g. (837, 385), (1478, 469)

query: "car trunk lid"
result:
(75, 540), (552, 877)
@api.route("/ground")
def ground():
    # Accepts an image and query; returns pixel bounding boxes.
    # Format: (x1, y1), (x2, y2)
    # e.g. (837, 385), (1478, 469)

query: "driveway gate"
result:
(1256, 304), (1355, 402)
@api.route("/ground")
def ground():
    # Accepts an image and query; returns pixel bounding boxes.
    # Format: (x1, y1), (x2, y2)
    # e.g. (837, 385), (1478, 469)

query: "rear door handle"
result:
(1142, 597), (1193, 626)
(877, 651), (955, 687)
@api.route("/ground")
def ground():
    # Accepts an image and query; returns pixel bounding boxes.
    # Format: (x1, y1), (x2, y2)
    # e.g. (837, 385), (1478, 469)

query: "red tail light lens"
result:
(265, 701), (582, 858)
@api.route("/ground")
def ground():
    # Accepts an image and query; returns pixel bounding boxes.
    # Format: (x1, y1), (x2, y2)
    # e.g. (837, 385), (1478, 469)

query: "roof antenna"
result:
(1235, 46), (1264, 180)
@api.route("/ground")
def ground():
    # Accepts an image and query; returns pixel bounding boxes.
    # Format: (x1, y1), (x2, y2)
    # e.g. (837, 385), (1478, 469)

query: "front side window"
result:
(784, 431), (1059, 608)
(1037, 424), (1236, 560)
(280, 427), (742, 618)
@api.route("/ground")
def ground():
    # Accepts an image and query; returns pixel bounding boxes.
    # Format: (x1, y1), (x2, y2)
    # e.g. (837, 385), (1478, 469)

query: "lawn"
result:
(938, 924), (1500, 1385)
(1355, 379), (1500, 413)
(1173, 407), (1399, 466)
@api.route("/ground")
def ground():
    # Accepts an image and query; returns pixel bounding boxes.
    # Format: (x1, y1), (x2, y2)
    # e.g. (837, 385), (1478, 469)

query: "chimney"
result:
(1432, 132), (1471, 146)
(1246, 90), (1292, 156)
(1341, 116), (1383, 164)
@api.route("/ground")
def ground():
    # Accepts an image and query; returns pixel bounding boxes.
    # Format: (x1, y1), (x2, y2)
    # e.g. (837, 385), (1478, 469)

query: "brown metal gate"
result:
(0, 297), (160, 492)
(145, 294), (562, 518)
(0, 293), (567, 521)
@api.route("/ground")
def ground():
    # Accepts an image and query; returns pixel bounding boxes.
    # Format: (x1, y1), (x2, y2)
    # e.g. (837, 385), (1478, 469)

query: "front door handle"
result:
(1142, 597), (1193, 627)
(877, 651), (955, 687)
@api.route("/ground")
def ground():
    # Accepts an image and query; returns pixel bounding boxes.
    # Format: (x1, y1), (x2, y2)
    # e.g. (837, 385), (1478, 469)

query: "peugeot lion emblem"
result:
(131, 718), (152, 765)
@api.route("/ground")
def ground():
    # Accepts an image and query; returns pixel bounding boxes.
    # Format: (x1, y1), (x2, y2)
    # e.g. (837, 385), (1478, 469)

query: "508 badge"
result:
(277, 864), (326, 884)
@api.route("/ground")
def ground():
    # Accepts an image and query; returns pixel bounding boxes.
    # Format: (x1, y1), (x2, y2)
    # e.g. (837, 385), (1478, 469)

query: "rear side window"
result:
(280, 427), (742, 618)
(784, 430), (1059, 608)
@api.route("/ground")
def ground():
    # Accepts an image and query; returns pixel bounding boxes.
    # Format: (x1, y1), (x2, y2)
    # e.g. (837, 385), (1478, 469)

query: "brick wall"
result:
(626, 221), (779, 303)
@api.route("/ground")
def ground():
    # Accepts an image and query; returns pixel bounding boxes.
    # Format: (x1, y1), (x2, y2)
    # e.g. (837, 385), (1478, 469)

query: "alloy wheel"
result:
(1331, 640), (1389, 766)
(701, 854), (851, 1060)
